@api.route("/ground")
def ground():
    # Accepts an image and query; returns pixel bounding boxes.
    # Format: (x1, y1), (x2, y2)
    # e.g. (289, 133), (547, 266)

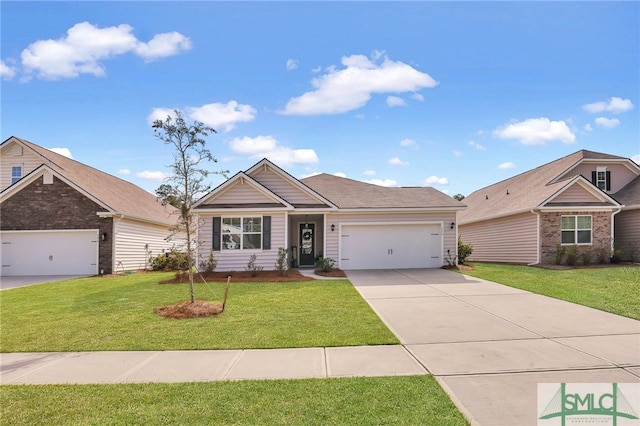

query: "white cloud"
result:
(281, 52), (437, 115)
(147, 107), (179, 124)
(400, 138), (416, 147)
(363, 170), (376, 176)
(333, 172), (347, 178)
(229, 135), (319, 166)
(594, 117), (620, 128)
(452, 150), (463, 158)
(424, 176), (449, 186)
(300, 171), (321, 179)
(368, 178), (398, 187)
(1, 60), (16, 80)
(584, 123), (593, 132)
(136, 170), (169, 181)
(20, 22), (190, 80)
(388, 157), (409, 166)
(47, 147), (73, 158)
(412, 93), (424, 102)
(118, 169), (131, 175)
(493, 117), (575, 145)
(582, 97), (634, 114)
(286, 58), (298, 71)
(468, 140), (486, 150)
(498, 162), (515, 170)
(632, 154), (640, 164)
(386, 96), (407, 107)
(187, 101), (257, 132)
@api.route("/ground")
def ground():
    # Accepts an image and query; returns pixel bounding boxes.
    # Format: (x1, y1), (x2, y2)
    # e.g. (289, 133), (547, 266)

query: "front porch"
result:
(288, 214), (325, 268)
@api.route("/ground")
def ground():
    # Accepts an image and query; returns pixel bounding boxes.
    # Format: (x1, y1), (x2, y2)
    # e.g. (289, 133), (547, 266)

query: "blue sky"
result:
(2, 1), (638, 197)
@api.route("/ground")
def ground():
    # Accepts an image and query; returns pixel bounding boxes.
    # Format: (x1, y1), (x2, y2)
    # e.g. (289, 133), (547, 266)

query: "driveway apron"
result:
(347, 269), (640, 426)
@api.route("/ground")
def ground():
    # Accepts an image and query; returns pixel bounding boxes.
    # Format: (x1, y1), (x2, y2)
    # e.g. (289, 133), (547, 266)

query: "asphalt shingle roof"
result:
(6, 137), (177, 224)
(301, 173), (464, 209)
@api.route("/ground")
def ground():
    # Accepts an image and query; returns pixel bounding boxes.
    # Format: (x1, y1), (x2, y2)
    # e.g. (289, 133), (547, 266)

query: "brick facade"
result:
(539, 210), (611, 264)
(0, 175), (114, 273)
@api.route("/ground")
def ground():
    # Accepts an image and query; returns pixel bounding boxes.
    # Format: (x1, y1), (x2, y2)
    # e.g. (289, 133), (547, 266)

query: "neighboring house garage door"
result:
(340, 223), (442, 270)
(0, 230), (98, 276)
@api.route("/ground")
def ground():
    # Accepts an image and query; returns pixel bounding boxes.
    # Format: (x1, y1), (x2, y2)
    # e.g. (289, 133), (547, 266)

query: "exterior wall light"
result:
(450, 222), (455, 230)
(101, 232), (108, 241)
(331, 224), (335, 232)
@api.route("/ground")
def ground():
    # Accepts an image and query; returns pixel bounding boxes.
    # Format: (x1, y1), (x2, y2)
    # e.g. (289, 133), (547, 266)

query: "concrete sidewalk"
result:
(1, 345), (427, 384)
(347, 269), (640, 426)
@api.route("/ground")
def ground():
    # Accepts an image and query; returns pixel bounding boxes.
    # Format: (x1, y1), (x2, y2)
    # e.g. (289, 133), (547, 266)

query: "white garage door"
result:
(1, 230), (99, 276)
(340, 224), (442, 270)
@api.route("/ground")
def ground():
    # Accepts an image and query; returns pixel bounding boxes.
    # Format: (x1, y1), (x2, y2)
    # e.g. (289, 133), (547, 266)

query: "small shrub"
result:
(581, 248), (593, 266)
(315, 257), (336, 272)
(566, 245), (578, 266)
(246, 254), (263, 277)
(274, 247), (288, 276)
(445, 249), (457, 266)
(594, 247), (608, 264)
(149, 248), (190, 271)
(199, 250), (218, 273)
(457, 236), (473, 264)
(555, 245), (566, 265)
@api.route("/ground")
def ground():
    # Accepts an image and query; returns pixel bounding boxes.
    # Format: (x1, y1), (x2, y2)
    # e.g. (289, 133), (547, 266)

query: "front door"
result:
(299, 223), (315, 267)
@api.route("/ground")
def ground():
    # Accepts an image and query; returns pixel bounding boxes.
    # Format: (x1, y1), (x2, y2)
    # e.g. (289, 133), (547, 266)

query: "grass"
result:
(0, 272), (398, 352)
(461, 263), (640, 320)
(0, 376), (468, 425)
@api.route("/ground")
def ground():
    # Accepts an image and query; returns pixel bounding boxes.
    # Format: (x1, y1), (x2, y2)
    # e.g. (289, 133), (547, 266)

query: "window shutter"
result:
(263, 216), (271, 250)
(591, 171), (596, 185)
(605, 171), (611, 191)
(212, 217), (221, 251)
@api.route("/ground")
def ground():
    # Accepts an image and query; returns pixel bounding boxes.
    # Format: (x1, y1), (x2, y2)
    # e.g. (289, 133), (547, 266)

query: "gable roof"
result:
(302, 173), (464, 210)
(459, 149), (627, 224)
(194, 170), (293, 210)
(1, 136), (178, 225)
(614, 175), (640, 208)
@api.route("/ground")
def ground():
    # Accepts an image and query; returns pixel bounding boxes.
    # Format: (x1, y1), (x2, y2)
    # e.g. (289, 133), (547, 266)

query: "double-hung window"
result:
(222, 217), (262, 250)
(561, 215), (592, 245)
(11, 166), (22, 184)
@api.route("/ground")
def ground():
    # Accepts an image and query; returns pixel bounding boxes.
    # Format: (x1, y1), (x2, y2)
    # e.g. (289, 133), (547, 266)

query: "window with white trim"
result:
(561, 215), (592, 245)
(222, 217), (262, 250)
(11, 166), (22, 184)
(595, 167), (607, 191)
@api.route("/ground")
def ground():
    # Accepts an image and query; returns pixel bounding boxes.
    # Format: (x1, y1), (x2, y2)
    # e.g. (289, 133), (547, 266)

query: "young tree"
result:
(152, 110), (227, 303)
(155, 183), (181, 209)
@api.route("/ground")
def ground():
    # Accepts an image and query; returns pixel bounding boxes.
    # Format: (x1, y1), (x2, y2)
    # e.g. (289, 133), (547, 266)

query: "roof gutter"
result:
(97, 211), (177, 227)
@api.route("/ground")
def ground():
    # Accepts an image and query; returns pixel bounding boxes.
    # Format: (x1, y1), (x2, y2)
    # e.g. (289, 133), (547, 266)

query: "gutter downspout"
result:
(527, 209), (541, 266)
(611, 206), (623, 256)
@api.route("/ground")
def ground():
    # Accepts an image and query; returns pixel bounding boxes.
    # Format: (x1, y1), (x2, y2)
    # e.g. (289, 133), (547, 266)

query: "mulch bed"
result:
(154, 300), (224, 319)
(314, 268), (348, 278)
(441, 264), (475, 271)
(159, 269), (316, 284)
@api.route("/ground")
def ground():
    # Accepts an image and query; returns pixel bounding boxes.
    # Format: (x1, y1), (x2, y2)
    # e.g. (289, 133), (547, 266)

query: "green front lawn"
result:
(0, 273), (398, 352)
(461, 263), (640, 320)
(1, 376), (468, 425)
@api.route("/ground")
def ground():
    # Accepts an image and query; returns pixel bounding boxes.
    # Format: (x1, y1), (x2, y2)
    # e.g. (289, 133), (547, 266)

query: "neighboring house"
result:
(458, 150), (640, 265)
(194, 158), (465, 271)
(0, 136), (180, 276)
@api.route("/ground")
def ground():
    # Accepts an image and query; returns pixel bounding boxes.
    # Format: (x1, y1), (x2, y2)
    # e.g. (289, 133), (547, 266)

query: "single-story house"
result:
(0, 136), (181, 276)
(458, 149), (640, 265)
(194, 158), (466, 271)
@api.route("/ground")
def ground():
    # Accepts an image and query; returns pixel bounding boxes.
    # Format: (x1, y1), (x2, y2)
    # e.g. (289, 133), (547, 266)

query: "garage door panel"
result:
(1, 231), (98, 276)
(340, 224), (442, 270)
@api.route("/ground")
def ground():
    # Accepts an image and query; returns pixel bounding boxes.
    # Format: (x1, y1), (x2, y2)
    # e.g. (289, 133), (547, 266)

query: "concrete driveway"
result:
(347, 268), (640, 426)
(0, 275), (87, 290)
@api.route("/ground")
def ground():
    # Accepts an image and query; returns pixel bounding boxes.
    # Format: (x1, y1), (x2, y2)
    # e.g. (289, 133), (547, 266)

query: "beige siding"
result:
(459, 212), (538, 264)
(213, 181), (277, 204)
(251, 169), (321, 205)
(197, 212), (287, 271)
(615, 209), (640, 261)
(558, 163), (637, 193)
(113, 219), (177, 271)
(552, 184), (600, 203)
(0, 145), (43, 190)
(325, 212), (458, 268)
